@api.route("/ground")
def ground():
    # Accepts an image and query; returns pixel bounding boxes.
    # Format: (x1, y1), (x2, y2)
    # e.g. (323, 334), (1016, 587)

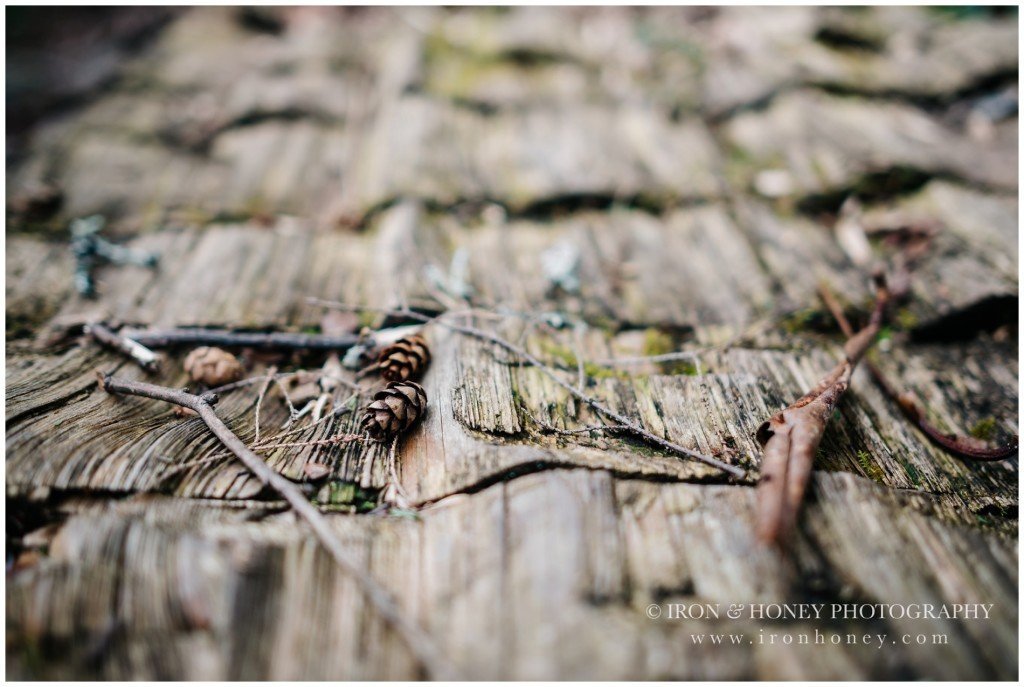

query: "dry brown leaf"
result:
(755, 276), (888, 544)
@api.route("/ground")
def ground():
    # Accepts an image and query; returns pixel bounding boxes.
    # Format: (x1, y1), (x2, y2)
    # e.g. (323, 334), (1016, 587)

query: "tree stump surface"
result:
(6, 7), (1018, 680)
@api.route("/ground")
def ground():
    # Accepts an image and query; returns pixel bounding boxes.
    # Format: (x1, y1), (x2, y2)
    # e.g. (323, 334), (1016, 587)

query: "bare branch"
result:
(118, 326), (363, 351)
(85, 322), (161, 372)
(97, 373), (459, 680)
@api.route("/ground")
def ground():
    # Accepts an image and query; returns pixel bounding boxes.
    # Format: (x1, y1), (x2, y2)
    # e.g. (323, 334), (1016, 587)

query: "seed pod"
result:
(183, 346), (244, 387)
(360, 381), (428, 441)
(377, 333), (431, 382)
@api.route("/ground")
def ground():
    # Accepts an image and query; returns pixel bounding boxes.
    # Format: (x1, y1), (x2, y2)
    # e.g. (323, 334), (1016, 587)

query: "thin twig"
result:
(212, 369), (358, 423)
(818, 282), (1018, 462)
(198, 391), (363, 466)
(261, 391), (360, 444)
(256, 434), (364, 453)
(305, 299), (523, 327)
(304, 300), (451, 324)
(85, 322), (160, 372)
(524, 406), (629, 437)
(97, 373), (458, 680)
(816, 282), (857, 339)
(118, 326), (363, 351)
(253, 366), (277, 445)
(209, 371), (300, 395)
(542, 424), (630, 437)
(271, 374), (301, 427)
(309, 299), (746, 479)
(218, 378), (363, 448)
(485, 346), (707, 370)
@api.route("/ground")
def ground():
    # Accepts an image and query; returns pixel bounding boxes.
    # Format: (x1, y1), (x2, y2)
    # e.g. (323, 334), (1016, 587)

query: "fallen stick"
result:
(118, 327), (363, 351)
(817, 283), (1018, 462)
(84, 322), (161, 372)
(755, 274), (889, 544)
(308, 298), (746, 479)
(97, 373), (458, 680)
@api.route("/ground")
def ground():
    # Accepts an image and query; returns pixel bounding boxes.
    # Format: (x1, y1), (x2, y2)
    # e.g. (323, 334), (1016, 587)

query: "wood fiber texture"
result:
(6, 6), (1018, 680)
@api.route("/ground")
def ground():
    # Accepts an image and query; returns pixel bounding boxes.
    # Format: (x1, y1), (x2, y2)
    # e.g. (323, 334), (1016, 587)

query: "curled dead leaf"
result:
(756, 275), (888, 545)
(184, 347), (244, 387)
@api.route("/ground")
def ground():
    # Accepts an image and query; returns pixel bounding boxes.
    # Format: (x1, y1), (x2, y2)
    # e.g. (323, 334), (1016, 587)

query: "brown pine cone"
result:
(377, 333), (430, 382)
(360, 381), (428, 441)
(183, 346), (244, 386)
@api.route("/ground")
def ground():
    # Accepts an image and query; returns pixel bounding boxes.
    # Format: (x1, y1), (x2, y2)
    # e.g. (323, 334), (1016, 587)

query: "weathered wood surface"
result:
(6, 6), (1018, 680)
(6, 471), (1018, 680)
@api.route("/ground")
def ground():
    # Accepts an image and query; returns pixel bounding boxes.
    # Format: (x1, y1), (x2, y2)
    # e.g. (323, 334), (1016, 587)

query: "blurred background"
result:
(7, 6), (1018, 226)
(7, 4), (1018, 338)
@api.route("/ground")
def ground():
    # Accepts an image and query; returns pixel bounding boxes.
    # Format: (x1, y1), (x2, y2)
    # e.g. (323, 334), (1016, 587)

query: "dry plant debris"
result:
(875, 376), (1019, 461)
(183, 346), (245, 387)
(308, 298), (747, 479)
(119, 326), (362, 351)
(818, 282), (1019, 462)
(84, 322), (161, 372)
(755, 274), (889, 545)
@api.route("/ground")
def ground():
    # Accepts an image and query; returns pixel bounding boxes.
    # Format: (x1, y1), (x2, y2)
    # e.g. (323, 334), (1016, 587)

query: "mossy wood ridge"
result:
(6, 6), (1018, 680)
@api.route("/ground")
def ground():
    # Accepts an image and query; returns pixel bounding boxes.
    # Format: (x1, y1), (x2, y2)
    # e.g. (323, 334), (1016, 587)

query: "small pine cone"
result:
(183, 346), (244, 386)
(360, 381), (428, 441)
(377, 334), (431, 382)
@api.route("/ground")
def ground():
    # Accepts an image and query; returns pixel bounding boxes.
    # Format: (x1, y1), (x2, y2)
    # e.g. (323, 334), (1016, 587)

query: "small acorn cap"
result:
(183, 346), (244, 387)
